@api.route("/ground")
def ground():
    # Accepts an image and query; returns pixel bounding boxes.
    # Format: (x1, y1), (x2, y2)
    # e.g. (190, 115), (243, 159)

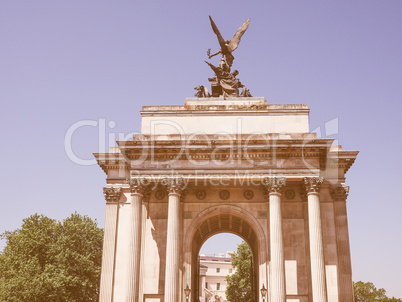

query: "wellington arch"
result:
(95, 97), (358, 302)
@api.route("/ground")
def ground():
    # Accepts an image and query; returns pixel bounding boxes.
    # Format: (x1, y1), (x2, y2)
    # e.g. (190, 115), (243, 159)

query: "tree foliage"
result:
(0, 213), (103, 302)
(225, 241), (253, 302)
(353, 281), (402, 302)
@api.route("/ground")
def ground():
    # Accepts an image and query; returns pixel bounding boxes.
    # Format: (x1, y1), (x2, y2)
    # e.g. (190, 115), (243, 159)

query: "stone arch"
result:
(183, 204), (268, 301)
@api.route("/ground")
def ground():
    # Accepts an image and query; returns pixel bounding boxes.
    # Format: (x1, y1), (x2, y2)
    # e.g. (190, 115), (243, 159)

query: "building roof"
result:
(200, 255), (232, 262)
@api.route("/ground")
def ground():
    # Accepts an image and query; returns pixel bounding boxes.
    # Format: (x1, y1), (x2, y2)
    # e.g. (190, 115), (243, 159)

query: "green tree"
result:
(353, 281), (402, 302)
(0, 213), (103, 302)
(225, 241), (253, 302)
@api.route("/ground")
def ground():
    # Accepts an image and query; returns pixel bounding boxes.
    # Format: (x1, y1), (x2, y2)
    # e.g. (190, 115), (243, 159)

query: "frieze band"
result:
(103, 177), (349, 203)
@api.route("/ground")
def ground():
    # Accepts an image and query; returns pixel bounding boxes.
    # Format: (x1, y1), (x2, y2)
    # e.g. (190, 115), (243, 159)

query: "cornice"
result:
(140, 102), (310, 116)
(94, 137), (358, 176)
(327, 150), (359, 174)
(116, 138), (333, 160)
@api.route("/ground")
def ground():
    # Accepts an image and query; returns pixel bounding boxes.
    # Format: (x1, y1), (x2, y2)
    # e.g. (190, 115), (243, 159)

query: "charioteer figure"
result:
(205, 61), (251, 98)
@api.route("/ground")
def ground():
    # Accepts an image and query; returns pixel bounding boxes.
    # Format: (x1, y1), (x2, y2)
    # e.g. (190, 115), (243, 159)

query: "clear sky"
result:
(1, 0), (401, 298)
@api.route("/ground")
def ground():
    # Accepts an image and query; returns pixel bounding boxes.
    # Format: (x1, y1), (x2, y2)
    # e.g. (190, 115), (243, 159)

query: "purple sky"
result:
(1, 1), (402, 298)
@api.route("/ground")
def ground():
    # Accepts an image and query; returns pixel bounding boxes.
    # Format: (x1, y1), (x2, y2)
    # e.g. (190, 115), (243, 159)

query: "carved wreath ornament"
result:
(219, 190), (230, 200)
(284, 189), (295, 200)
(155, 190), (166, 200)
(243, 190), (254, 200)
(196, 190), (207, 200)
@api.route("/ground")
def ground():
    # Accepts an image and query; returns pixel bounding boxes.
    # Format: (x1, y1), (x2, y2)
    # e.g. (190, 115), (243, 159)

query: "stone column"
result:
(201, 275), (206, 300)
(263, 177), (286, 302)
(99, 187), (121, 302)
(163, 177), (187, 302)
(331, 184), (353, 301)
(303, 177), (327, 302)
(138, 191), (149, 302)
(127, 178), (150, 302)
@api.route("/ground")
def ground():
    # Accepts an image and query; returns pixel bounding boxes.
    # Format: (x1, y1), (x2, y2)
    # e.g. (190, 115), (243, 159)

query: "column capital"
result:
(128, 177), (151, 200)
(163, 177), (187, 196)
(330, 184), (349, 201)
(103, 187), (122, 203)
(302, 177), (323, 195)
(262, 177), (286, 197)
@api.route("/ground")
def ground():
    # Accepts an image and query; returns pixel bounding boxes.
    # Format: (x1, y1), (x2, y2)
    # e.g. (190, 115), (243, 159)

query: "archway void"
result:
(199, 233), (242, 256)
(188, 210), (261, 302)
(198, 233), (252, 302)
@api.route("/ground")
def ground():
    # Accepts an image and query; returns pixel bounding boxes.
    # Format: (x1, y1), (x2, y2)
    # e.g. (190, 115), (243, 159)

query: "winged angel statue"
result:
(207, 16), (251, 71)
(195, 16), (252, 98)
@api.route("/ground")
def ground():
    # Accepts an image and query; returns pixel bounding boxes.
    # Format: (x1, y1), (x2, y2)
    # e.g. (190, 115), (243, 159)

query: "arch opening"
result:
(188, 209), (264, 302)
(198, 233), (252, 302)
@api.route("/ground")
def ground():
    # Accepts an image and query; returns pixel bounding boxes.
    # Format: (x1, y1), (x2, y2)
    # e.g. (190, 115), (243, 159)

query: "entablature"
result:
(116, 136), (333, 161)
(94, 138), (357, 175)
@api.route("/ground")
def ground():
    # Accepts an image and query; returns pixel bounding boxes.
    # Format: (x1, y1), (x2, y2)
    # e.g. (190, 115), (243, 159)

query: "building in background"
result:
(199, 252), (234, 302)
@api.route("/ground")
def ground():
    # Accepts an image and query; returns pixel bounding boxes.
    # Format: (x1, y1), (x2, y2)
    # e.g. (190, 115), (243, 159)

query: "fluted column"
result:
(127, 178), (150, 302)
(163, 177), (187, 302)
(331, 184), (353, 301)
(99, 187), (122, 302)
(303, 177), (327, 302)
(263, 177), (286, 302)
